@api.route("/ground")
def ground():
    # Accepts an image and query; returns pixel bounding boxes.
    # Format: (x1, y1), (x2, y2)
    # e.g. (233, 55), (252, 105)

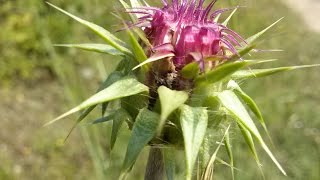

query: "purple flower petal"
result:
(128, 0), (246, 72)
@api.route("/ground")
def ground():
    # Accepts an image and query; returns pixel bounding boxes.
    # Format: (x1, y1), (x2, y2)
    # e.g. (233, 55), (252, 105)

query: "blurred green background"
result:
(0, 0), (319, 179)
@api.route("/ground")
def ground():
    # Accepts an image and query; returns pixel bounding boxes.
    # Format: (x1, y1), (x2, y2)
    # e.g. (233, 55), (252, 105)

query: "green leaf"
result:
(71, 71), (123, 123)
(158, 86), (189, 134)
(130, 0), (144, 8)
(101, 72), (124, 115)
(180, 105), (208, 180)
(198, 134), (211, 177)
(164, 148), (176, 180)
(224, 130), (234, 180)
(216, 90), (286, 175)
(119, 0), (137, 21)
(111, 109), (132, 149)
(119, 0), (149, 23)
(119, 56), (141, 75)
(227, 80), (272, 142)
(122, 21), (148, 72)
(196, 61), (249, 85)
(246, 17), (284, 44)
(132, 28), (152, 47)
(54, 44), (124, 56)
(121, 108), (160, 175)
(237, 123), (265, 179)
(91, 106), (129, 145)
(238, 123), (259, 161)
(222, 8), (238, 26)
(121, 92), (149, 121)
(119, 0), (130, 8)
(45, 77), (148, 126)
(181, 62), (200, 79)
(46, 2), (132, 55)
(231, 64), (320, 80)
(243, 59), (278, 65)
(62, 72), (124, 141)
(92, 114), (114, 124)
(118, 0), (152, 48)
(215, 157), (239, 171)
(202, 125), (230, 180)
(101, 102), (108, 116)
(132, 52), (175, 70)
(229, 44), (256, 61)
(116, 58), (127, 71)
(117, 10), (147, 62)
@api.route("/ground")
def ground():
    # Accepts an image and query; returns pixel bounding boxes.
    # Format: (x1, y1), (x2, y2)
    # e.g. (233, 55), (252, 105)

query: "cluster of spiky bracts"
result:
(46, 1), (303, 177)
(129, 0), (246, 71)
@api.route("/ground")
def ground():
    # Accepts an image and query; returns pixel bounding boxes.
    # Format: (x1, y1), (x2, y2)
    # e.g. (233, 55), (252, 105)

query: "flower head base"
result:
(130, 0), (246, 70)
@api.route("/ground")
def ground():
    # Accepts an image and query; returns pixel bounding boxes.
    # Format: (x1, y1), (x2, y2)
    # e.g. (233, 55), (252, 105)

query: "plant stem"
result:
(144, 147), (164, 180)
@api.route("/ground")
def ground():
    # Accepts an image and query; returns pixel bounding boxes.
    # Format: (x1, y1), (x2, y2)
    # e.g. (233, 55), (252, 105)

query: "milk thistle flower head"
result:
(130, 0), (245, 71)
(46, 0), (319, 179)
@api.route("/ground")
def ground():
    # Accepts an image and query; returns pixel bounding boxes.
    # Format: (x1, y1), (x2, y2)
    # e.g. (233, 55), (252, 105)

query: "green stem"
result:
(144, 147), (164, 180)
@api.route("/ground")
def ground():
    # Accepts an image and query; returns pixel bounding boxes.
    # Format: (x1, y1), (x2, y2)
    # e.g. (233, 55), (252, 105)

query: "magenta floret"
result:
(129, 0), (246, 70)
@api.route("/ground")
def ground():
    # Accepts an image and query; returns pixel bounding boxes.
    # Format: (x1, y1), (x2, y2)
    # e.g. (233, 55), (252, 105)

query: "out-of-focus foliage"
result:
(0, 1), (47, 85)
(0, 0), (120, 87)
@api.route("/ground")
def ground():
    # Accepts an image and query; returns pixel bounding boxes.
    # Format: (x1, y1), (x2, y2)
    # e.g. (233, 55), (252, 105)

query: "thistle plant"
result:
(46, 0), (319, 179)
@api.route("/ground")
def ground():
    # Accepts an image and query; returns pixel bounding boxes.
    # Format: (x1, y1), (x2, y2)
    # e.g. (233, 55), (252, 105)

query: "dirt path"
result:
(284, 0), (320, 32)
(0, 81), (92, 179)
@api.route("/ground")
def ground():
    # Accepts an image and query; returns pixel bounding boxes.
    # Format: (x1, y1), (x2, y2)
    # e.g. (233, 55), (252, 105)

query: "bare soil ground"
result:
(0, 81), (93, 179)
(284, 0), (320, 32)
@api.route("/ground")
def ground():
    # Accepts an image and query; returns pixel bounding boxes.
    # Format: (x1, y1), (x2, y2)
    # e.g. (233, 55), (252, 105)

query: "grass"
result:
(0, 0), (319, 179)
